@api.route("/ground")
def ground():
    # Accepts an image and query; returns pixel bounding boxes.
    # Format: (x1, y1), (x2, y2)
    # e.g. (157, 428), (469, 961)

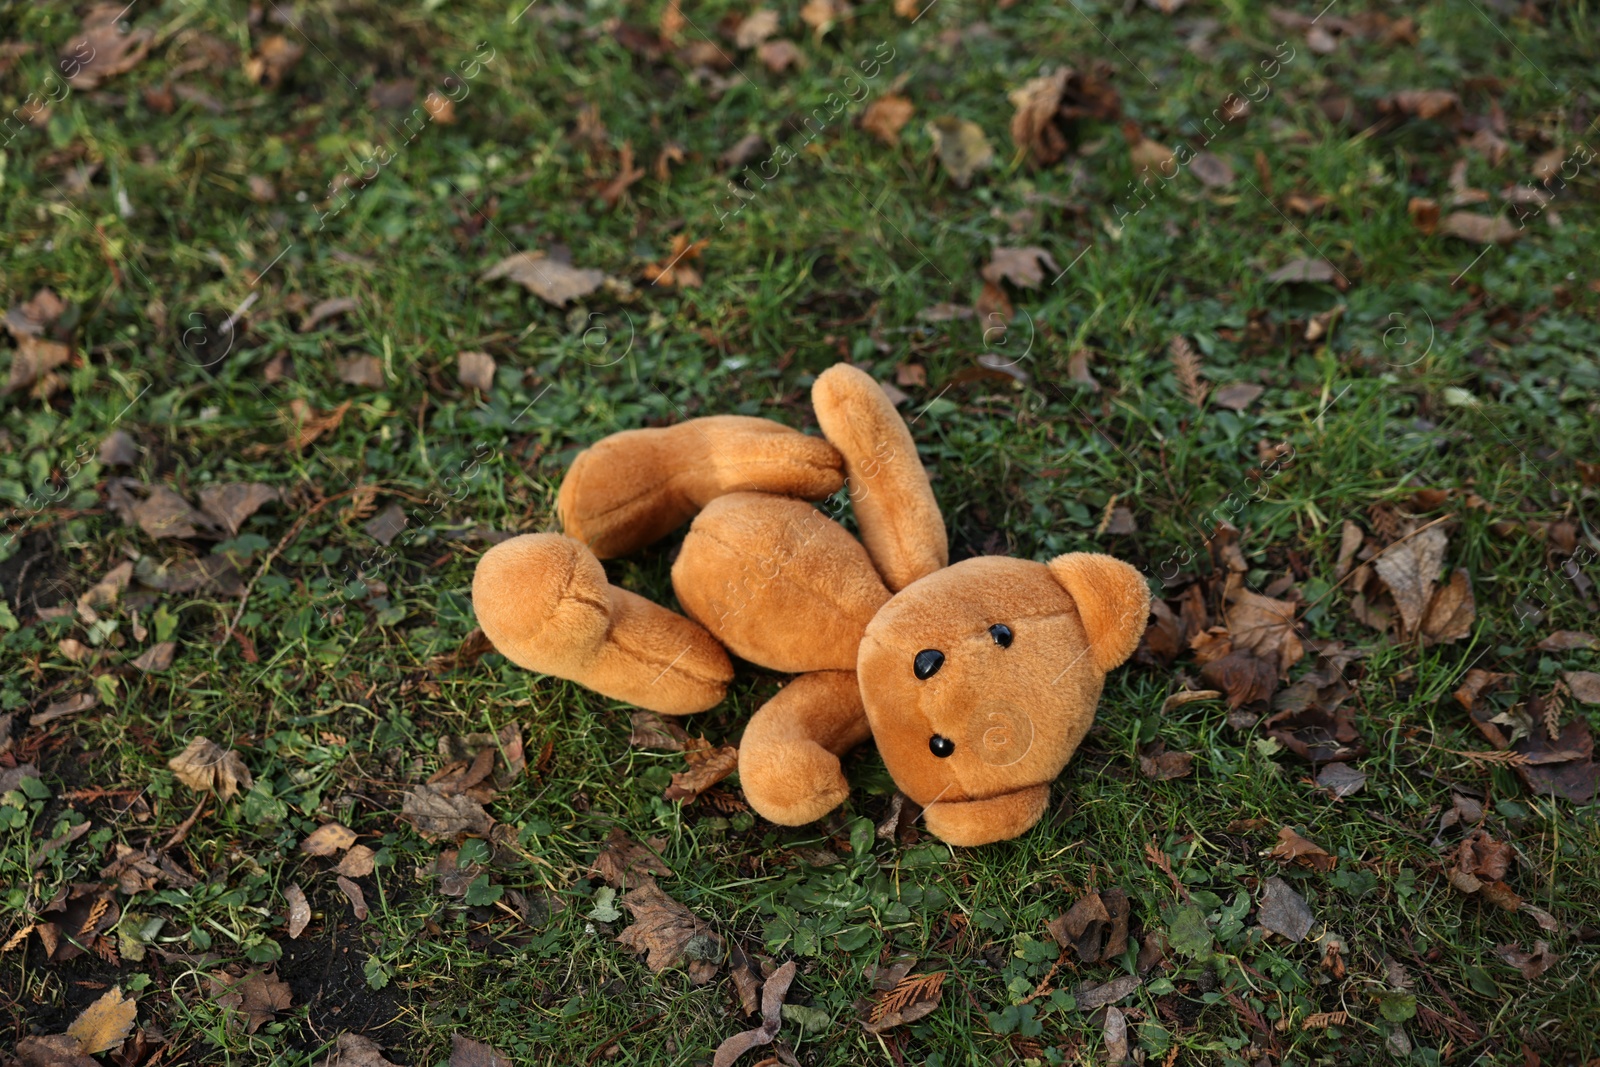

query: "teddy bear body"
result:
(472, 364), (1150, 845)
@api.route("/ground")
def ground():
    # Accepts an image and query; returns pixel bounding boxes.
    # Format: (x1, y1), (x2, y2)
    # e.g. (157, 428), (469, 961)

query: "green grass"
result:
(3, 0), (1599, 1064)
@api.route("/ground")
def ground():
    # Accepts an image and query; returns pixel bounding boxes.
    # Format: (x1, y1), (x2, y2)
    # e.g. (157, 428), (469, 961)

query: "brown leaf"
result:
(1190, 150), (1235, 188)
(301, 822), (358, 856)
(720, 133), (767, 170)
(616, 881), (723, 983)
(334, 845), (377, 878)
(15, 1035), (100, 1067)
(861, 94), (914, 146)
(5, 287), (67, 338)
(644, 235), (709, 289)
(1563, 671), (1600, 704)
(862, 969), (946, 1033)
(1538, 631), (1600, 652)
(590, 828), (672, 889)
(65, 985), (137, 1054)
(448, 1034), (514, 1067)
(98, 429), (137, 466)
(244, 35), (303, 89)
(1225, 587), (1305, 677)
(713, 960), (797, 1066)
(457, 351), (496, 393)
(1066, 347), (1100, 392)
(1384, 88), (1460, 120)
(285, 883), (311, 939)
(1513, 720), (1599, 803)
(734, 9), (781, 48)
(1371, 524), (1449, 639)
(337, 355), (385, 389)
(63, 5), (154, 90)
(664, 742), (739, 802)
(1258, 877), (1314, 941)
(1212, 382), (1264, 411)
(1316, 762), (1367, 798)
(400, 784), (492, 837)
(299, 297), (359, 333)
(363, 503), (407, 547)
(1454, 668), (1511, 711)
(1008, 68), (1070, 166)
(221, 970), (293, 1034)
(336, 876), (368, 920)
(1496, 941), (1557, 981)
(1269, 826), (1336, 872)
(1408, 195), (1440, 234)
(168, 737), (253, 802)
(597, 142), (647, 209)
(630, 710), (689, 751)
(756, 39), (803, 73)
(5, 334), (72, 396)
(1439, 211), (1520, 245)
(981, 246), (1059, 290)
(483, 251), (608, 306)
(118, 641), (169, 675)
(315, 1033), (403, 1067)
(286, 398), (351, 450)
(1456, 827), (1512, 881)
(1263, 701), (1367, 763)
(927, 117), (994, 188)
(1075, 973), (1141, 1012)
(1138, 740), (1194, 781)
(197, 483), (279, 536)
(1201, 650), (1278, 709)
(1125, 120), (1174, 174)
(1265, 257), (1338, 285)
(1046, 888), (1129, 964)
(1103, 1007), (1129, 1063)
(799, 0), (851, 39)
(1334, 520), (1364, 580)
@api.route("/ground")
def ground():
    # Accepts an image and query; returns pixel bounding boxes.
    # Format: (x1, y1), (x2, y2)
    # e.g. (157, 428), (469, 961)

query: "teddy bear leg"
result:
(472, 533), (733, 715)
(738, 671), (872, 826)
(558, 416), (844, 558)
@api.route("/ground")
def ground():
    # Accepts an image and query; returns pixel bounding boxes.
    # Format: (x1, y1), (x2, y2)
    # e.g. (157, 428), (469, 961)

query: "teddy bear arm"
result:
(812, 364), (948, 592)
(738, 671), (872, 826)
(559, 417), (843, 558)
(473, 534), (732, 714)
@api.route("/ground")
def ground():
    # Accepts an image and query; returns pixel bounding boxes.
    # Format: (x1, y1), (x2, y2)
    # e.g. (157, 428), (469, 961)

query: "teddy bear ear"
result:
(1046, 553), (1152, 673)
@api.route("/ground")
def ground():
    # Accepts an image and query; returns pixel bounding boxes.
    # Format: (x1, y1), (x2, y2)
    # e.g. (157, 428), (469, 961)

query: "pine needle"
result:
(1168, 335), (1208, 407)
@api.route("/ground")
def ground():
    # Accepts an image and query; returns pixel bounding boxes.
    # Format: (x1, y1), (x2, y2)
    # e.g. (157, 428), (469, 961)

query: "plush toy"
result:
(472, 364), (1150, 845)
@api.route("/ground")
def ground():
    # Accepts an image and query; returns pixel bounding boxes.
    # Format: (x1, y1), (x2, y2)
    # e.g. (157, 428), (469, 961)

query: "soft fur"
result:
(473, 363), (1149, 845)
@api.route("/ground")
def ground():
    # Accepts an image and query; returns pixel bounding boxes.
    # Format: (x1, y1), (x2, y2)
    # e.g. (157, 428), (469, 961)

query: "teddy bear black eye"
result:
(929, 735), (955, 758)
(989, 623), (1013, 648)
(913, 649), (944, 680)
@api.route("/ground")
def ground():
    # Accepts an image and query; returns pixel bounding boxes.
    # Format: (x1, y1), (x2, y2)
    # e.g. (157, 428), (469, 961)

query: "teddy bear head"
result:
(857, 552), (1150, 846)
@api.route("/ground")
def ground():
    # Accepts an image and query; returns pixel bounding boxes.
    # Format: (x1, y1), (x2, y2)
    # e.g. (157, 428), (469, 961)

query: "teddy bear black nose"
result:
(913, 649), (944, 680)
(929, 735), (955, 758)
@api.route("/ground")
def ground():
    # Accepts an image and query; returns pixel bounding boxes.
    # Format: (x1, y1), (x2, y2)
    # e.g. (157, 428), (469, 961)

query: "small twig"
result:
(220, 486), (365, 646)
(160, 797), (207, 852)
(1300, 513), (1456, 616)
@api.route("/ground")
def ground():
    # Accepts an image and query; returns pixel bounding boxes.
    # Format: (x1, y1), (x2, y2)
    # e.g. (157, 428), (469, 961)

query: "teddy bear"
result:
(471, 364), (1150, 845)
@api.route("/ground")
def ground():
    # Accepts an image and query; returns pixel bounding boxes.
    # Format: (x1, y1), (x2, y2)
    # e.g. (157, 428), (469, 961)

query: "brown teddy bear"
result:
(472, 364), (1150, 845)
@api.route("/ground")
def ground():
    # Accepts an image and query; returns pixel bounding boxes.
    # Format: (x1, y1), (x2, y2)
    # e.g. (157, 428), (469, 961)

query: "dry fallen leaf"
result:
(63, 5), (154, 90)
(1138, 740), (1194, 781)
(131, 641), (176, 672)
(644, 235), (710, 289)
(861, 94), (914, 146)
(286, 398), (351, 450)
(734, 9), (780, 48)
(664, 741), (739, 802)
(65, 985), (137, 1054)
(713, 960), (797, 1066)
(14, 1035), (100, 1067)
(301, 822), (358, 856)
(448, 1034), (514, 1067)
(590, 828), (672, 889)
(756, 39), (803, 73)
(1562, 671), (1600, 704)
(1046, 888), (1129, 964)
(1125, 121), (1175, 174)
(1103, 1007), (1129, 1062)
(1212, 382), (1264, 411)
(981, 246), (1059, 290)
(335, 845), (377, 878)
(168, 737), (253, 802)
(1266, 257), (1339, 285)
(457, 351), (496, 393)
(1496, 941), (1557, 981)
(1190, 150), (1235, 188)
(1538, 631), (1600, 652)
(285, 882), (311, 939)
(337, 355), (385, 389)
(213, 969), (293, 1034)
(1224, 586), (1305, 677)
(197, 483), (279, 536)
(1371, 524), (1448, 637)
(400, 784), (492, 837)
(1439, 211), (1520, 245)
(315, 1033), (403, 1067)
(862, 968), (946, 1033)
(336, 875), (368, 920)
(4, 334), (72, 396)
(616, 881), (724, 983)
(799, 0), (851, 39)
(1268, 826), (1336, 872)
(1258, 877), (1315, 941)
(244, 35), (303, 89)
(483, 251), (608, 306)
(630, 710), (689, 751)
(927, 117), (994, 188)
(1008, 68), (1070, 166)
